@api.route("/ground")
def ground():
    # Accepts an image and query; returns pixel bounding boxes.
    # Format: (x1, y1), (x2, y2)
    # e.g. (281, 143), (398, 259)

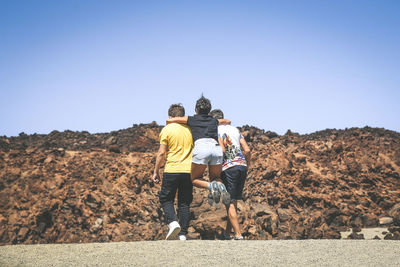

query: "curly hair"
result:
(195, 94), (212, 114)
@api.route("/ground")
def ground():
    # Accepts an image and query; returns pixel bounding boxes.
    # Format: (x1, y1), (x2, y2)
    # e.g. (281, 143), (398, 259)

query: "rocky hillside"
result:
(0, 124), (399, 244)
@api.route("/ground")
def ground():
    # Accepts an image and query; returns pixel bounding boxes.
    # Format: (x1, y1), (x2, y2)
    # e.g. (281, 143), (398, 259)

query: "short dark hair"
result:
(210, 109), (224, 119)
(195, 95), (211, 114)
(168, 104), (185, 117)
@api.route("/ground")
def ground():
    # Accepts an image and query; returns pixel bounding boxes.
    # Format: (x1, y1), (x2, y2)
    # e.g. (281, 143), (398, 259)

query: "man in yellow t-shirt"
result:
(152, 104), (193, 240)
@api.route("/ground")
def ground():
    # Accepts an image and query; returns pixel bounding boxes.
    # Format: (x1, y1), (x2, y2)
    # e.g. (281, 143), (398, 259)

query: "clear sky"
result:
(1, 0), (399, 137)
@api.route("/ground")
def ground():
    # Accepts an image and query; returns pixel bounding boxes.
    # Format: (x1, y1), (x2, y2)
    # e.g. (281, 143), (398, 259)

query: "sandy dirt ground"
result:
(1, 240), (399, 266)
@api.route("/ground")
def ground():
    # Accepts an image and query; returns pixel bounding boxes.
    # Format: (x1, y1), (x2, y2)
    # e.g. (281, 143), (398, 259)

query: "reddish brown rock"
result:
(0, 125), (399, 244)
(389, 203), (400, 226)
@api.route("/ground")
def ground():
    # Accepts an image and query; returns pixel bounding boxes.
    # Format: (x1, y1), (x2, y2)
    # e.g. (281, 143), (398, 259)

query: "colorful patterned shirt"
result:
(218, 125), (247, 171)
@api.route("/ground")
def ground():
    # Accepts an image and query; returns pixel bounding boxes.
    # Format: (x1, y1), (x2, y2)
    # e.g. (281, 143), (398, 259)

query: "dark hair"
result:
(195, 95), (211, 114)
(209, 109), (224, 119)
(168, 104), (185, 117)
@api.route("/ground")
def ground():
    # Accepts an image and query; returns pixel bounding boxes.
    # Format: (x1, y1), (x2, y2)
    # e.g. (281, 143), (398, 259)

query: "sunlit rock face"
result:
(1, 124), (399, 244)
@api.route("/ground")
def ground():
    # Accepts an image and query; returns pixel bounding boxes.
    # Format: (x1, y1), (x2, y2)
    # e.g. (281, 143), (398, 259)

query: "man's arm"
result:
(218, 119), (231, 125)
(240, 137), (251, 168)
(166, 116), (188, 124)
(152, 144), (167, 183)
(218, 137), (225, 154)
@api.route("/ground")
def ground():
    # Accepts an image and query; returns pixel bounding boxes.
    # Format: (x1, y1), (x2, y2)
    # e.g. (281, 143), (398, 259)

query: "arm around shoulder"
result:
(166, 116), (188, 125)
(218, 119), (231, 125)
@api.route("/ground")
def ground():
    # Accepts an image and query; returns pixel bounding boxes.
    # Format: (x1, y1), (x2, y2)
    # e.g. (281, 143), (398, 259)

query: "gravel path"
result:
(1, 240), (399, 266)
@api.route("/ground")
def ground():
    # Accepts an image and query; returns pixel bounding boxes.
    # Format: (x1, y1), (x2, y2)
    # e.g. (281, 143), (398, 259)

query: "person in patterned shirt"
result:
(210, 109), (251, 240)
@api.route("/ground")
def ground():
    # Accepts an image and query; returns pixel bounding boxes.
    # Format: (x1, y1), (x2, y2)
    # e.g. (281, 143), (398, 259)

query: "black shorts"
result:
(221, 165), (247, 201)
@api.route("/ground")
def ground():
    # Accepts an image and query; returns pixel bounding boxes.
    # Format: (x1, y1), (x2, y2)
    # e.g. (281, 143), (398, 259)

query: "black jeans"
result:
(159, 173), (193, 235)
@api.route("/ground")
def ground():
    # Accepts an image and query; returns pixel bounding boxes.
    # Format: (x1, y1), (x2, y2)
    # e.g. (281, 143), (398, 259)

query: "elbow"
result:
(158, 151), (167, 158)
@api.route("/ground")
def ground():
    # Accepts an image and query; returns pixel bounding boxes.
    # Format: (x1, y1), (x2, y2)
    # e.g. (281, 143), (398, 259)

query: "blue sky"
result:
(1, 0), (399, 136)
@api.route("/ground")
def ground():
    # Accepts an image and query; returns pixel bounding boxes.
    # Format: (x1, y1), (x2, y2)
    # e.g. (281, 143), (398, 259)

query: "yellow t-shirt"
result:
(159, 123), (193, 173)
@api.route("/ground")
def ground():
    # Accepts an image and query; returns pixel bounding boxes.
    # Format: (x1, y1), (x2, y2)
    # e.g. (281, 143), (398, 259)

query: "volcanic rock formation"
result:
(0, 123), (399, 244)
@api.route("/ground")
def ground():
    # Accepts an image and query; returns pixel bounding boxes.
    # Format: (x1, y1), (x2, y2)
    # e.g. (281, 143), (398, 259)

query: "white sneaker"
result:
(178, 234), (187, 241)
(233, 235), (244, 240)
(166, 221), (181, 240)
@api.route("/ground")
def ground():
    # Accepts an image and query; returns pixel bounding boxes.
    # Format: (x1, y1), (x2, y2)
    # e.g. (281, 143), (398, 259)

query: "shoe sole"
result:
(218, 183), (231, 206)
(166, 226), (181, 240)
(207, 193), (214, 206)
(210, 182), (221, 204)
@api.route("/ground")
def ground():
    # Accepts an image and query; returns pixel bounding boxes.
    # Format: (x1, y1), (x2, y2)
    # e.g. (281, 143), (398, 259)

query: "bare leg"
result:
(228, 201), (241, 237)
(191, 163), (208, 189)
(208, 164), (222, 182)
(225, 205), (232, 237)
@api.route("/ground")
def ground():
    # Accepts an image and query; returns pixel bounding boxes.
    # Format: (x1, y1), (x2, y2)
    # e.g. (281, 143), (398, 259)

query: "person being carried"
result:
(210, 109), (251, 240)
(152, 104), (193, 240)
(166, 95), (231, 205)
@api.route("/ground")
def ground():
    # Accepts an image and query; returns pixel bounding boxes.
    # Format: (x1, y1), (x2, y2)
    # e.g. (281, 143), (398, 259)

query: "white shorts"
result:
(192, 138), (223, 165)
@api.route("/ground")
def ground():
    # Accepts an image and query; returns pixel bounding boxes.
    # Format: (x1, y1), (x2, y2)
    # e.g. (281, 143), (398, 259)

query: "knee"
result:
(178, 201), (190, 209)
(159, 195), (166, 204)
(191, 174), (203, 182)
(178, 194), (193, 205)
(229, 211), (238, 221)
(159, 192), (172, 205)
(191, 178), (201, 186)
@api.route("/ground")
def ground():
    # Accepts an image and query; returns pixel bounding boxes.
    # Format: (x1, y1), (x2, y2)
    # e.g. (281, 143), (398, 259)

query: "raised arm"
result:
(240, 136), (251, 168)
(166, 116), (188, 124)
(218, 119), (231, 125)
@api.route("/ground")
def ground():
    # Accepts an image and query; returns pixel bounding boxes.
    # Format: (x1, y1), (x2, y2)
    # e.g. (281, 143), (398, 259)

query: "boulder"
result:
(251, 203), (274, 217)
(277, 208), (291, 222)
(379, 217), (393, 225)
